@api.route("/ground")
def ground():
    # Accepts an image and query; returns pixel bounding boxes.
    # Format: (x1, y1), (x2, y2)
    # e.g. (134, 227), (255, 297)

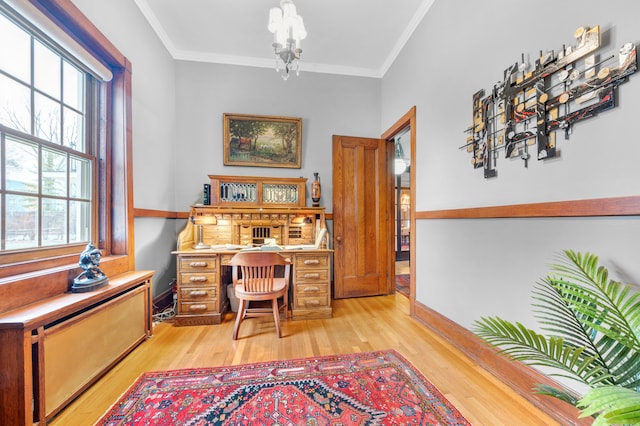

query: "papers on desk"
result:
(282, 244), (319, 250)
(225, 243), (248, 250)
(207, 243), (251, 250)
(239, 244), (284, 251)
(240, 244), (316, 251)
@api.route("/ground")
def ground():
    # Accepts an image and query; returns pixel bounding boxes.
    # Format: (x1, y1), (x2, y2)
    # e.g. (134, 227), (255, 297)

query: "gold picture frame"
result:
(223, 113), (302, 168)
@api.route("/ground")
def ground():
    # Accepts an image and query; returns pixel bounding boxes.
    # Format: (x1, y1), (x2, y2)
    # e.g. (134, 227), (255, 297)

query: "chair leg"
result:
(272, 298), (281, 338)
(283, 290), (289, 318)
(233, 299), (246, 340)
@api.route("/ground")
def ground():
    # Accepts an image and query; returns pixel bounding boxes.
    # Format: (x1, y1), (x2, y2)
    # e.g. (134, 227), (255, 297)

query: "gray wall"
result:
(173, 61), (381, 212)
(172, 62), (382, 263)
(71, 0), (178, 294)
(383, 0), (640, 208)
(72, 0), (640, 386)
(382, 0), (640, 390)
(69, 0), (383, 297)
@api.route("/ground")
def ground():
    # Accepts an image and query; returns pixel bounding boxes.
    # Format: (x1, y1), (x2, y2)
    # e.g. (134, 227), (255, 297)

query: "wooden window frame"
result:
(0, 0), (134, 280)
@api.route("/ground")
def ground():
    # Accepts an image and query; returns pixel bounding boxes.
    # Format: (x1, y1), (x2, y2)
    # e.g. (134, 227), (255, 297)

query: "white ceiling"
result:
(133, 0), (434, 78)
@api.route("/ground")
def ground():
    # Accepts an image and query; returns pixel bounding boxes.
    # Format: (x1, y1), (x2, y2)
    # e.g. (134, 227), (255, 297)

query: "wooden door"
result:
(332, 135), (391, 298)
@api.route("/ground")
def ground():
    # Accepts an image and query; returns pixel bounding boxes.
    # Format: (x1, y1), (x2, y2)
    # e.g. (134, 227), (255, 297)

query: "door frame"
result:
(381, 106), (416, 314)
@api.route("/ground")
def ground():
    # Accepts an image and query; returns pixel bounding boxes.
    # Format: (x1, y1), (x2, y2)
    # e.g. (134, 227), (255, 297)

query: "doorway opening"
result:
(392, 128), (410, 298)
(393, 127), (410, 263)
(381, 107), (415, 306)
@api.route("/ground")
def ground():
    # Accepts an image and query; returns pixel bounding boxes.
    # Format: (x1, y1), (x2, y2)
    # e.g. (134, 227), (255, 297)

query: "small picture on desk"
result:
(223, 113), (302, 168)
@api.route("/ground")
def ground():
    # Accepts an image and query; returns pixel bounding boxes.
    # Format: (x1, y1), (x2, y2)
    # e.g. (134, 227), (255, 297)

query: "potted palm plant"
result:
(474, 250), (640, 425)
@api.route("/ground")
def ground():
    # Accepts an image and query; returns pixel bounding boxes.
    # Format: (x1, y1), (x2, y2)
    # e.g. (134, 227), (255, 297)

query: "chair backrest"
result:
(229, 251), (290, 292)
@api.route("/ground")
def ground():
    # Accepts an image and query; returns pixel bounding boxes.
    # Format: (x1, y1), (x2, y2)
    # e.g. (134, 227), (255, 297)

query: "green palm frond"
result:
(473, 250), (640, 422)
(532, 279), (601, 356)
(550, 251), (640, 387)
(474, 316), (612, 385)
(551, 251), (640, 353)
(578, 385), (640, 425)
(535, 384), (579, 406)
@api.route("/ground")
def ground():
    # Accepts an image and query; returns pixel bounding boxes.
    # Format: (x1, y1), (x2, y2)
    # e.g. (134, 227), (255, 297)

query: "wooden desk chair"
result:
(229, 251), (291, 340)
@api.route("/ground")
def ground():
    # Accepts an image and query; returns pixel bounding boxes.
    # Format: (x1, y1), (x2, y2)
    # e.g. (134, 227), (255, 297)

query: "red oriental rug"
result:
(97, 349), (470, 425)
(395, 274), (410, 297)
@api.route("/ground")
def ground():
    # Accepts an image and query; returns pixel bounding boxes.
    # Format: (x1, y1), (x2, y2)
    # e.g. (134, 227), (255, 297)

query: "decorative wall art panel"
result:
(463, 26), (637, 178)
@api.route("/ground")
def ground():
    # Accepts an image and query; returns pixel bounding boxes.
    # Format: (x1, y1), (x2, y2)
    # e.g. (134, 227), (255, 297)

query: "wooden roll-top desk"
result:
(173, 175), (332, 326)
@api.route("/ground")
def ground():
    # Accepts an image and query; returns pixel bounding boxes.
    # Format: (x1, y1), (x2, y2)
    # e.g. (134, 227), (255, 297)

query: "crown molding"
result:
(379, 0), (435, 77)
(173, 49), (382, 79)
(133, 0), (178, 55)
(135, 0), (434, 79)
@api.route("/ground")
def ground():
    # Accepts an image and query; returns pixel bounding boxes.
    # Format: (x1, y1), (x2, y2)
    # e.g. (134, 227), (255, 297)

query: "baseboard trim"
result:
(152, 288), (174, 314)
(413, 300), (591, 425)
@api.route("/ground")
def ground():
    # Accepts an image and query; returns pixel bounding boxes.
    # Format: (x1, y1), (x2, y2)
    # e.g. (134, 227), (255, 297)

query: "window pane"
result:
(6, 137), (38, 193)
(0, 7), (95, 257)
(5, 194), (38, 250)
(42, 197), (66, 245)
(34, 91), (61, 144)
(0, 73), (31, 133)
(63, 60), (84, 111)
(69, 200), (90, 243)
(69, 156), (91, 199)
(34, 40), (60, 100)
(63, 106), (84, 150)
(42, 148), (67, 196)
(0, 13), (30, 83)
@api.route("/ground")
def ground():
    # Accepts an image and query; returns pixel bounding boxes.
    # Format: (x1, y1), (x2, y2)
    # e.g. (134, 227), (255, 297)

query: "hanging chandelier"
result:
(268, 0), (307, 80)
(394, 137), (408, 175)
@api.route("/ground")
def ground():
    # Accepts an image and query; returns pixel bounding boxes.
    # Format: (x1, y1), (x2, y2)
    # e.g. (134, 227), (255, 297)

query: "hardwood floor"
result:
(396, 259), (410, 274)
(51, 294), (560, 425)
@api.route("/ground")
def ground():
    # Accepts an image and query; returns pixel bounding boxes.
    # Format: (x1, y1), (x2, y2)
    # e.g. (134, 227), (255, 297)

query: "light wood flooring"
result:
(396, 259), (410, 275)
(51, 294), (560, 425)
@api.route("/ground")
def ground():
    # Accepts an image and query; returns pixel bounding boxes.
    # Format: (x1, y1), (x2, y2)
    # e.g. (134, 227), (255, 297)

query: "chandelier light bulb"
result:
(394, 158), (407, 175)
(282, 2), (296, 20)
(394, 138), (407, 175)
(268, 7), (282, 33)
(294, 16), (306, 39)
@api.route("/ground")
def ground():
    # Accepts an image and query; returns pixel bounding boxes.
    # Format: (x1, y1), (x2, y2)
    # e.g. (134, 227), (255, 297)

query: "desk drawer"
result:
(295, 269), (329, 283)
(179, 301), (218, 315)
(180, 272), (217, 285)
(295, 294), (330, 309)
(180, 256), (217, 272)
(296, 283), (329, 296)
(179, 286), (217, 301)
(294, 254), (329, 269)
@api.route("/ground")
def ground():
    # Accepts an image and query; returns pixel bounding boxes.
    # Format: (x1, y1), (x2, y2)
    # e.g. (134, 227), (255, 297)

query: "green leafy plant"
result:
(473, 250), (640, 425)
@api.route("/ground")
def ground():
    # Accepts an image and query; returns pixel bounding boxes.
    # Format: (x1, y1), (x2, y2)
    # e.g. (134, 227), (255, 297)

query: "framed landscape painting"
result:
(223, 113), (302, 168)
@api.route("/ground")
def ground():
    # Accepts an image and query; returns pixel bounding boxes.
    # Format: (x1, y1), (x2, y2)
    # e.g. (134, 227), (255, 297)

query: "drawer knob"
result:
(189, 261), (208, 267)
(303, 273), (320, 279)
(189, 290), (208, 297)
(189, 304), (208, 311)
(303, 259), (320, 265)
(189, 276), (208, 282)
(304, 300), (321, 306)
(303, 286), (320, 292)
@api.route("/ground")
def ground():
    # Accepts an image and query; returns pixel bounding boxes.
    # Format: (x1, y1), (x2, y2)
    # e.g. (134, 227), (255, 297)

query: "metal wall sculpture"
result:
(462, 26), (637, 178)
